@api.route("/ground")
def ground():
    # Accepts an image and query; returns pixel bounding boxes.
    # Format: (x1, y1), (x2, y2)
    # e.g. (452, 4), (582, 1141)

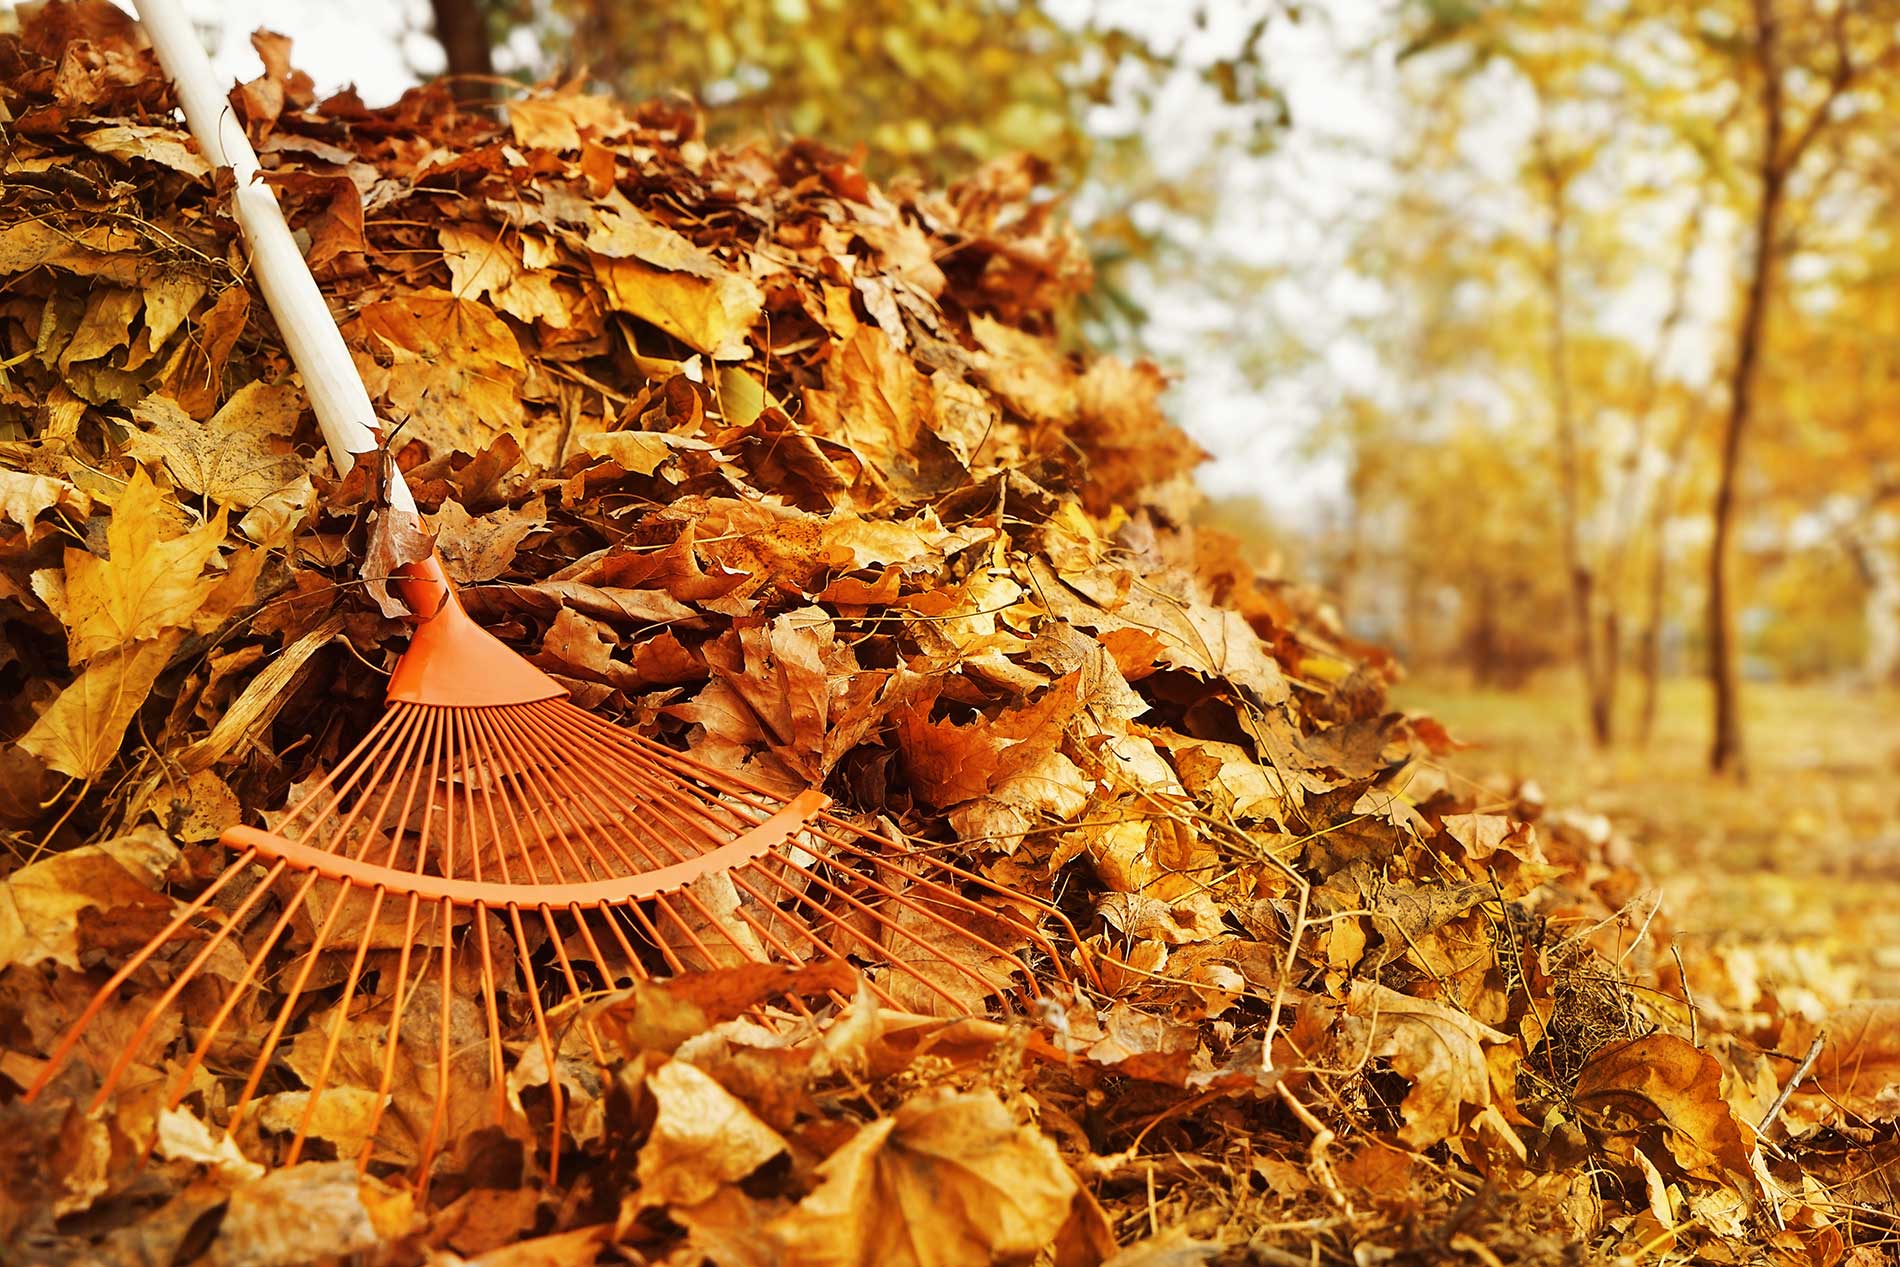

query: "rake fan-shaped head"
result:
(26, 559), (1082, 1187)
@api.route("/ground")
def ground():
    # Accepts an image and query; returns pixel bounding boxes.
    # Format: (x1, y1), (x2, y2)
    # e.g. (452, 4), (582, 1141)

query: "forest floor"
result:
(1396, 673), (1900, 1003)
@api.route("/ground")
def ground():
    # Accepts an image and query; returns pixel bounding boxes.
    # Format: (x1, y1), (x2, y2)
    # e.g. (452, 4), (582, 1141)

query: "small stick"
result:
(1758, 1032), (1827, 1137)
(1276, 1082), (1350, 1214)
(1670, 943), (1698, 1047)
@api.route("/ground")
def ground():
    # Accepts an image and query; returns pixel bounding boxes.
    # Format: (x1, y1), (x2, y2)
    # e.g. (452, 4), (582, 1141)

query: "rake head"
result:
(25, 559), (1082, 1187)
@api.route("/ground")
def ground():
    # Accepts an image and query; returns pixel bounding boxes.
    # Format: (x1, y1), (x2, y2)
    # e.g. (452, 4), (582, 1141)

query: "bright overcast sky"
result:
(110, 0), (1400, 519)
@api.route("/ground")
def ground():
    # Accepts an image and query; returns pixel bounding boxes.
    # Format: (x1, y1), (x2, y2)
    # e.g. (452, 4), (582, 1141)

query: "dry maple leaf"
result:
(1339, 980), (1515, 1151)
(126, 389), (311, 520)
(592, 255), (763, 361)
(1776, 1002), (1900, 1125)
(0, 826), (176, 972)
(766, 1088), (1078, 1267)
(205, 1162), (406, 1267)
(348, 289), (527, 456)
(362, 503), (437, 618)
(437, 223), (570, 328)
(633, 1059), (789, 1209)
(1573, 1033), (1761, 1192)
(801, 326), (965, 506)
(46, 466), (228, 664)
(15, 635), (180, 779)
(428, 494), (547, 585)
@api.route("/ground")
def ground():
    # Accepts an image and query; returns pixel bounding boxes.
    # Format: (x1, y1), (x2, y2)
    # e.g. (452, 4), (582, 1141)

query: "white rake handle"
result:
(135, 0), (417, 515)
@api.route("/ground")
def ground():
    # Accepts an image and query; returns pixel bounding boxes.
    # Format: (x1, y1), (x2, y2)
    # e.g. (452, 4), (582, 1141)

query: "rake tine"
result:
(278, 704), (423, 844)
(27, 849), (258, 1102)
(226, 873), (359, 1134)
(93, 856), (293, 1112)
(504, 902), (563, 1185)
(452, 710), (511, 1123)
(416, 894), (456, 1197)
(360, 889), (422, 1175)
(287, 885), (383, 1165)
(539, 904), (607, 1064)
(169, 867), (323, 1111)
(473, 709), (622, 883)
(524, 706), (762, 847)
(813, 822), (1080, 983)
(492, 706), (694, 873)
(737, 858), (979, 1013)
(473, 909), (507, 1124)
(723, 861), (909, 1012)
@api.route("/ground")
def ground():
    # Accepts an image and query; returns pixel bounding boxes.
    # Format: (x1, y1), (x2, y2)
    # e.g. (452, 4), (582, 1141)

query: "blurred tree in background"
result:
(1351, 0), (1900, 773)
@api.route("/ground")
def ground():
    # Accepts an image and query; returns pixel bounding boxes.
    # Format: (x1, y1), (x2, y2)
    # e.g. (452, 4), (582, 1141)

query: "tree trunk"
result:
(1468, 573), (1499, 685)
(1708, 0), (1788, 778)
(1537, 133), (1612, 747)
(1637, 534), (1667, 743)
(430, 0), (496, 102)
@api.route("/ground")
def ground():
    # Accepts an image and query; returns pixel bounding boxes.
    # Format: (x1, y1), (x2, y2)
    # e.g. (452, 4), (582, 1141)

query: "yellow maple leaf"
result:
(766, 1088), (1077, 1267)
(55, 467), (227, 666)
(16, 632), (180, 779)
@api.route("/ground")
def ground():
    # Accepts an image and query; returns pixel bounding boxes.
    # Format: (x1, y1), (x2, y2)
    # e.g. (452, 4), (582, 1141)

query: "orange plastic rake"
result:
(22, 0), (1084, 1187)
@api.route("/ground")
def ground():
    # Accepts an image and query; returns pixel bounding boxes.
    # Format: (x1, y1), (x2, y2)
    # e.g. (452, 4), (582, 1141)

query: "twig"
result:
(1276, 1082), (1350, 1215)
(1757, 1032), (1826, 1137)
(1670, 943), (1698, 1047)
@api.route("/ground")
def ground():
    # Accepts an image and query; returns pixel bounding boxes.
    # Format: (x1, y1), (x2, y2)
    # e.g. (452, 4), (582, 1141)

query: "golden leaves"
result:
(1573, 1034), (1759, 1188)
(1338, 981), (1517, 1151)
(0, 11), (1807, 1263)
(592, 256), (764, 361)
(349, 289), (527, 454)
(767, 1089), (1078, 1267)
(15, 635), (178, 779)
(52, 475), (224, 661)
(1775, 1002), (1900, 1125)
(634, 1060), (789, 1209)
(801, 326), (966, 507)
(78, 123), (212, 178)
(126, 389), (312, 525)
(437, 224), (570, 328)
(18, 469), (254, 778)
(428, 493), (546, 585)
(0, 827), (177, 972)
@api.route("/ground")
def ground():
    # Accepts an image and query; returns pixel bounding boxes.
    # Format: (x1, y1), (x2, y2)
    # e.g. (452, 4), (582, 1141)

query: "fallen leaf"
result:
(1573, 1033), (1760, 1188)
(50, 466), (227, 664)
(634, 1059), (789, 1209)
(593, 256), (763, 360)
(208, 1163), (388, 1267)
(80, 123), (211, 178)
(0, 470), (92, 536)
(1338, 980), (1514, 1150)
(363, 505), (436, 617)
(0, 826), (177, 971)
(464, 1226), (610, 1267)
(801, 326), (963, 505)
(15, 633), (181, 778)
(438, 222), (571, 327)
(767, 1088), (1077, 1267)
(349, 289), (527, 454)
(1778, 1003), (1900, 1124)
(429, 494), (546, 584)
(155, 1105), (264, 1182)
(126, 389), (310, 512)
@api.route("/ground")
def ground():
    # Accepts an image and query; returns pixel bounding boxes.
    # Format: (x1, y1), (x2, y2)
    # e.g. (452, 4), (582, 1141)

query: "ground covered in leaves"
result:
(0, 4), (1895, 1264)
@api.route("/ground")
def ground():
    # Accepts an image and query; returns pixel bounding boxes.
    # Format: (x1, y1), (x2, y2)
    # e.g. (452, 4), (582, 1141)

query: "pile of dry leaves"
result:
(1, 4), (1894, 1264)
